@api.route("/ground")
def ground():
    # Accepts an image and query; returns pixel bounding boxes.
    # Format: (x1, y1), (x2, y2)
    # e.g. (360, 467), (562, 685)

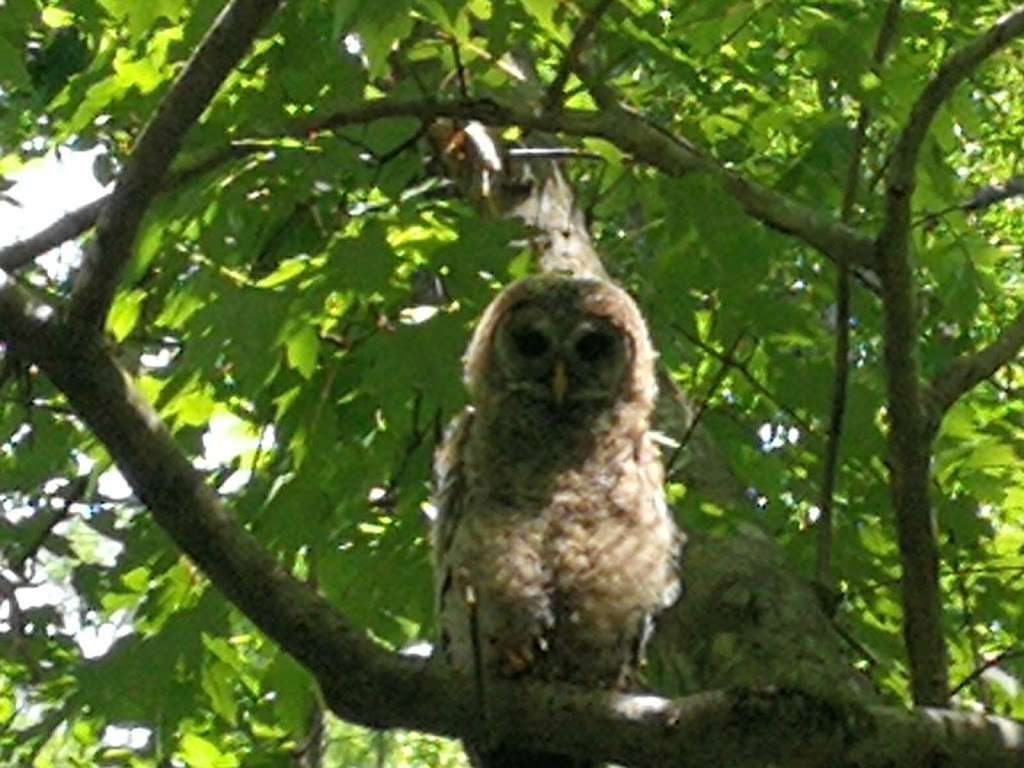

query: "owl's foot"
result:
(498, 644), (536, 676)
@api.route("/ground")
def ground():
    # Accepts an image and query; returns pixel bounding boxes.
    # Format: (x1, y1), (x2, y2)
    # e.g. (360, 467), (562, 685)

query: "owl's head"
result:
(464, 275), (657, 413)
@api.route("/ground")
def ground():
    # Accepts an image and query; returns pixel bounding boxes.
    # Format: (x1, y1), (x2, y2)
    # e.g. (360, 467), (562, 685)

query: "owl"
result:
(432, 274), (681, 768)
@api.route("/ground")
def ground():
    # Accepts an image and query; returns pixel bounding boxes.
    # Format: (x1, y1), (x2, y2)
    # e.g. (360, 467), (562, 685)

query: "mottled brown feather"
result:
(432, 275), (681, 767)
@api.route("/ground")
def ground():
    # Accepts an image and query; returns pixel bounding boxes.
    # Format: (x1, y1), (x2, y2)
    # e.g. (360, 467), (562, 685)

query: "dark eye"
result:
(575, 331), (615, 362)
(511, 328), (550, 358)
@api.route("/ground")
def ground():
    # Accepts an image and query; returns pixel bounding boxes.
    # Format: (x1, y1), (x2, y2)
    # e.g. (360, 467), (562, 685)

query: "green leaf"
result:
(284, 323), (320, 380)
(0, 687), (13, 727)
(97, 0), (188, 41)
(963, 440), (1019, 470)
(335, 0), (416, 77)
(256, 256), (310, 288)
(202, 660), (240, 726)
(521, 0), (570, 44)
(264, 653), (316, 737)
(178, 733), (239, 768)
(107, 288), (147, 342)
(122, 566), (152, 593)
(164, 382), (217, 429)
(0, 35), (30, 89)
(41, 7), (75, 28)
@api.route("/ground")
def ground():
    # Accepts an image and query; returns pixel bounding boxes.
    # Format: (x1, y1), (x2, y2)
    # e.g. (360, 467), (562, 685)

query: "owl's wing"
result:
(431, 407), (475, 664)
(432, 407), (474, 557)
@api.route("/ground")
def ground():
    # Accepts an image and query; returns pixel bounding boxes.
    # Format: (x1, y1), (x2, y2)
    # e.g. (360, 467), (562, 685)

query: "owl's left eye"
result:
(512, 328), (551, 358)
(575, 330), (616, 362)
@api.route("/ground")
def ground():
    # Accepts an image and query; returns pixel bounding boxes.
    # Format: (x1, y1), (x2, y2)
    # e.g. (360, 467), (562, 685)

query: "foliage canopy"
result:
(0, 0), (1023, 765)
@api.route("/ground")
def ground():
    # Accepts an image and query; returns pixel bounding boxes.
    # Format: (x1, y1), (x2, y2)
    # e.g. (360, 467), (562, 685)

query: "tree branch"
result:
(950, 648), (1024, 698)
(674, 325), (814, 436)
(0, 196), (108, 273)
(963, 175), (1024, 211)
(0, 144), (252, 274)
(875, 5), (1024, 706)
(887, 9), (1024, 201)
(926, 307), (1024, 430)
(817, 0), (903, 586)
(67, 0), (282, 331)
(4, 92), (877, 286)
(307, 98), (876, 270)
(918, 176), (1024, 225)
(542, 0), (616, 113)
(1, 272), (1021, 766)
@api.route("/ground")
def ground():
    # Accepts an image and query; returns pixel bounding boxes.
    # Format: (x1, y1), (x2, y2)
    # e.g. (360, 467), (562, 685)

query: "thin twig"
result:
(543, 0), (616, 114)
(817, 244), (851, 583)
(816, 0), (902, 586)
(915, 176), (1024, 227)
(718, 0), (774, 48)
(925, 307), (1024, 432)
(832, 621), (882, 668)
(951, 553), (993, 707)
(506, 147), (605, 161)
(449, 35), (469, 99)
(950, 648), (1024, 698)
(675, 325), (814, 436)
(377, 123), (430, 165)
(668, 331), (746, 472)
(0, 144), (253, 273)
(0, 196), (108, 272)
(11, 483), (83, 572)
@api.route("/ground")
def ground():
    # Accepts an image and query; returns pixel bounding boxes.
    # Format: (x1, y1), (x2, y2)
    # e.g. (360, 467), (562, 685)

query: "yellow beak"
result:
(552, 360), (568, 405)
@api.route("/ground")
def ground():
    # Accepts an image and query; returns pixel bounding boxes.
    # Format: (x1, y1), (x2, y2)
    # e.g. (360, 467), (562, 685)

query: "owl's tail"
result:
(468, 744), (596, 768)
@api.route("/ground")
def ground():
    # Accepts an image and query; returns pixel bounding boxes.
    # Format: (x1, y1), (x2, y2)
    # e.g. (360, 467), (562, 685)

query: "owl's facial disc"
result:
(496, 305), (629, 407)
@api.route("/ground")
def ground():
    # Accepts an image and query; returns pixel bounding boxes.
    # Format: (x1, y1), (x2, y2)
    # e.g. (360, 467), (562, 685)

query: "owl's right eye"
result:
(511, 328), (550, 358)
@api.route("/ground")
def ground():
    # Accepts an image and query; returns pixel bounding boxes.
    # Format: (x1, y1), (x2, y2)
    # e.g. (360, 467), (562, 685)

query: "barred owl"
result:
(432, 275), (681, 768)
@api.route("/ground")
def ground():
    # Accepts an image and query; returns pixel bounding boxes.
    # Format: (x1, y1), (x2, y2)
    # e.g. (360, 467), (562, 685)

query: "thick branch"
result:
(1, 273), (1021, 766)
(68, 0), (281, 330)
(927, 307), (1024, 430)
(875, 6), (1024, 706)
(6, 96), (876, 288)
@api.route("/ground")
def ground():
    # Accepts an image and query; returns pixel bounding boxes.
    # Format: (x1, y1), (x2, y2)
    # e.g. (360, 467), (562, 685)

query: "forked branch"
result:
(874, 5), (1024, 707)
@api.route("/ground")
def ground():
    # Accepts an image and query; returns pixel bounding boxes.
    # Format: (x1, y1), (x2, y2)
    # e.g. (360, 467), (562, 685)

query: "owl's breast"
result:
(548, 439), (677, 615)
(439, 414), (679, 686)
